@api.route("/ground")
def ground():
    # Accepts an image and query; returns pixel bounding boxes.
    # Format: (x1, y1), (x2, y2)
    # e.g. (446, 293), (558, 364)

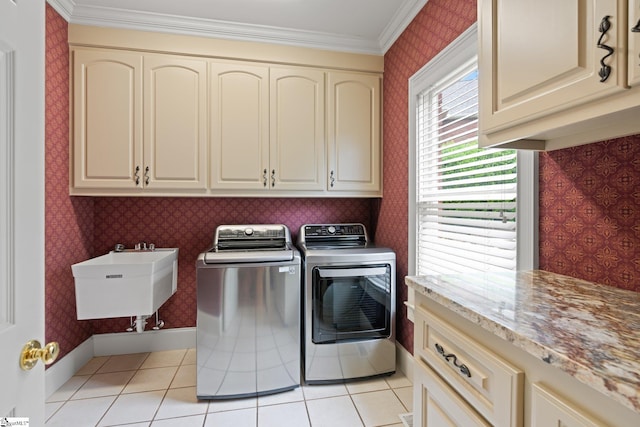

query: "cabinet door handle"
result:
(435, 343), (471, 378)
(330, 170), (335, 188)
(597, 15), (614, 82)
(134, 166), (140, 186)
(263, 169), (268, 187)
(144, 166), (150, 186)
(271, 169), (275, 187)
(632, 19), (640, 33)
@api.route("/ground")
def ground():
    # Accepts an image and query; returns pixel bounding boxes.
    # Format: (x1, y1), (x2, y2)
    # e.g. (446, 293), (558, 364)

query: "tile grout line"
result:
(48, 350), (412, 427)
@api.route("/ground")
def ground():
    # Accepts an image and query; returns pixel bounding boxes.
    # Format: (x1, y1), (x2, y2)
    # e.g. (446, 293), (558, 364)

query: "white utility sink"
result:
(72, 248), (178, 321)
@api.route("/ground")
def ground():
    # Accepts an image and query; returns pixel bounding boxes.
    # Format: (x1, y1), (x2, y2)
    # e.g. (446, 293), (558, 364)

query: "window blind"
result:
(416, 61), (518, 275)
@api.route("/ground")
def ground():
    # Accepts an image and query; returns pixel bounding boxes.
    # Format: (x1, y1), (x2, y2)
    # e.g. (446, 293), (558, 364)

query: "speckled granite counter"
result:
(406, 270), (640, 414)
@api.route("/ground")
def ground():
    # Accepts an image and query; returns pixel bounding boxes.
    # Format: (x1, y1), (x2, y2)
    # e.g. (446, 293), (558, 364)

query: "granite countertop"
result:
(405, 270), (640, 413)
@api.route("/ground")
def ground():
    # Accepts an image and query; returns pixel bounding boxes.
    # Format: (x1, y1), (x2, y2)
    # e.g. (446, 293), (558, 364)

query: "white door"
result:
(0, 0), (46, 424)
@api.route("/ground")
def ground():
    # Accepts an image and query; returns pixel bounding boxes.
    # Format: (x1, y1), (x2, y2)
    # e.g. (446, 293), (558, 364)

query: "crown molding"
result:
(47, 0), (387, 55)
(46, 0), (74, 21)
(47, 0), (427, 54)
(379, 0), (429, 53)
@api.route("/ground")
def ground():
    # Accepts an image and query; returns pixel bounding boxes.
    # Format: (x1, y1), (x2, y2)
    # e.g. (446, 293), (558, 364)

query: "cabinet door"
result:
(479, 0), (626, 133)
(414, 360), (491, 427)
(531, 383), (607, 427)
(630, 0), (640, 86)
(210, 61), (269, 190)
(327, 72), (381, 193)
(270, 67), (325, 191)
(144, 54), (207, 190)
(72, 49), (142, 189)
(414, 303), (523, 427)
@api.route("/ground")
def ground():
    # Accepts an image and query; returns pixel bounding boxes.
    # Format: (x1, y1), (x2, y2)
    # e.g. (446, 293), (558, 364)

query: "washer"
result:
(196, 224), (301, 399)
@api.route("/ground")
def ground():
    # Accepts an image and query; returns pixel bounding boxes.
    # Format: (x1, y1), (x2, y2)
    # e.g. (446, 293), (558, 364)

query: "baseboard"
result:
(45, 327), (196, 398)
(45, 336), (94, 398)
(395, 341), (414, 381)
(92, 327), (196, 356)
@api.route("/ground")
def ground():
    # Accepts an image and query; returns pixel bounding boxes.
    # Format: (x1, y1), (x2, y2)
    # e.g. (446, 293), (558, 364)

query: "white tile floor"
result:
(46, 349), (413, 427)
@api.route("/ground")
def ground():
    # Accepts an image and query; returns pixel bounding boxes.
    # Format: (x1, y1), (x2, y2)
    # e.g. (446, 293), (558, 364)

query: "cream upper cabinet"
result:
(144, 54), (208, 190)
(478, 0), (640, 150)
(270, 67), (325, 191)
(210, 63), (325, 192)
(209, 61), (269, 190)
(479, 0), (625, 134)
(72, 48), (143, 189)
(69, 25), (384, 197)
(630, 1), (640, 86)
(72, 49), (207, 193)
(327, 72), (381, 194)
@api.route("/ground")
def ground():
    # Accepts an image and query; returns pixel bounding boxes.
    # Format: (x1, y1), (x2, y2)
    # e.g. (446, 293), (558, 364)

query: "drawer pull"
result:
(597, 15), (614, 82)
(435, 343), (471, 378)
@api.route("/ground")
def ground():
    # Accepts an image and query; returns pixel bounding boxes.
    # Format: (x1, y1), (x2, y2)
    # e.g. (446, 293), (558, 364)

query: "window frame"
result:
(407, 23), (538, 319)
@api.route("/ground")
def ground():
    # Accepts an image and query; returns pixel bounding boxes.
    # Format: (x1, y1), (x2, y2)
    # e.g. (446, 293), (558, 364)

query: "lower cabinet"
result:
(414, 358), (491, 426)
(413, 303), (523, 427)
(413, 293), (638, 427)
(530, 383), (607, 427)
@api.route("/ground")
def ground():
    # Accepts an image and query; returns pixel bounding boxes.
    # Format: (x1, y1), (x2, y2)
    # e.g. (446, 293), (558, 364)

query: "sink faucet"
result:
(134, 242), (155, 251)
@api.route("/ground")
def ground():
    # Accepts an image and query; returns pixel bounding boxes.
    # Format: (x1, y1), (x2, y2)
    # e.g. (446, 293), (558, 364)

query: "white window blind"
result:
(416, 60), (518, 275)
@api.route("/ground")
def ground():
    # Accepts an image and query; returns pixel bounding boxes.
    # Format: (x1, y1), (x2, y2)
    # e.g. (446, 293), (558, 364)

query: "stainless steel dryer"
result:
(196, 224), (301, 399)
(298, 223), (396, 383)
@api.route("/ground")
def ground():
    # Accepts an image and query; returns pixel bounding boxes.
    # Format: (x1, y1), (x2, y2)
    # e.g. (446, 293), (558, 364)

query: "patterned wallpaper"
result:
(89, 197), (372, 334)
(47, 0), (640, 362)
(45, 4), (94, 361)
(539, 136), (640, 292)
(44, 5), (371, 357)
(379, 0), (478, 354)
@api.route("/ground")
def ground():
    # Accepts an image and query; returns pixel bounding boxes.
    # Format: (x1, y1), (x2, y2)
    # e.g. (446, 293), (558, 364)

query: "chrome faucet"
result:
(133, 241), (155, 251)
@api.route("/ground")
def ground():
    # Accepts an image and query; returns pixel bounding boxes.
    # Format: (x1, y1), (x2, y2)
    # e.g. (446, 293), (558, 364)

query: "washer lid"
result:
(204, 224), (295, 263)
(203, 247), (296, 264)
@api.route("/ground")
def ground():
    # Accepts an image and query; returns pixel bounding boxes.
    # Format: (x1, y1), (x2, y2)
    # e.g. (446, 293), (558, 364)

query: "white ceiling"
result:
(47, 0), (428, 54)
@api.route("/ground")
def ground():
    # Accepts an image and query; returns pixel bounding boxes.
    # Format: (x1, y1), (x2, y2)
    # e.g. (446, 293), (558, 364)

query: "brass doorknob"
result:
(19, 340), (60, 370)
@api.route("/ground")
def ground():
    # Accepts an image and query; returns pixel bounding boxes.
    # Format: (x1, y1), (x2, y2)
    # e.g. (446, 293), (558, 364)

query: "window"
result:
(416, 61), (518, 274)
(407, 24), (538, 317)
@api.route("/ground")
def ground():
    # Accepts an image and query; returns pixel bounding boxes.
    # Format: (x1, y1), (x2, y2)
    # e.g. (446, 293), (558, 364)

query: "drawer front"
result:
(415, 304), (523, 427)
(531, 383), (607, 427)
(414, 358), (491, 427)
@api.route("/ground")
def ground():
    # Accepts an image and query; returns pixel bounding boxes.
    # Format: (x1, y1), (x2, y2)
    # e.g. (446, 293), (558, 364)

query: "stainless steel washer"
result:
(298, 223), (396, 383)
(196, 224), (301, 399)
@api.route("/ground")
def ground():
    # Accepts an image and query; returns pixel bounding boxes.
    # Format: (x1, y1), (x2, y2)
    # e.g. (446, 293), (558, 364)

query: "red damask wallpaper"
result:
(47, 0), (640, 362)
(44, 5), (371, 359)
(45, 4), (94, 359)
(379, 0), (478, 354)
(539, 136), (640, 292)
(89, 198), (372, 334)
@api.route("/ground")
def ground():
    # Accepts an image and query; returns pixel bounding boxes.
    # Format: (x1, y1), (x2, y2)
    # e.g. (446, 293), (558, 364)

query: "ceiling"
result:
(47, 0), (428, 55)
